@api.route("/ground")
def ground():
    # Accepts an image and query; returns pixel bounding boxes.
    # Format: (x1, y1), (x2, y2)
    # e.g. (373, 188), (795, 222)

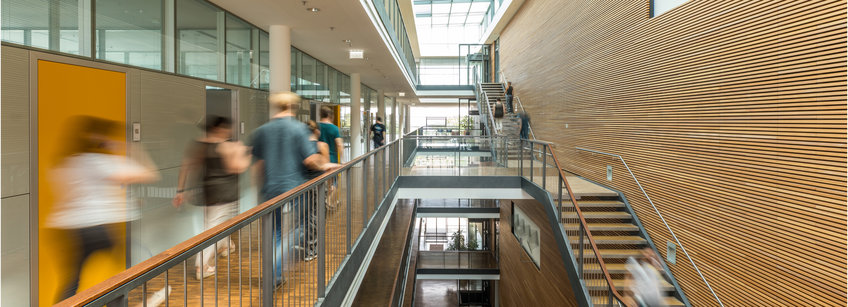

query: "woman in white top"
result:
(47, 116), (159, 302)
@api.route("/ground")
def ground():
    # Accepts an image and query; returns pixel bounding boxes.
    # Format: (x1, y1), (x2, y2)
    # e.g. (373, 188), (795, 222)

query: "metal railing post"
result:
(577, 225), (585, 278)
(542, 145), (547, 189)
(347, 169), (352, 253)
(261, 213), (274, 305)
(519, 139), (523, 176)
(363, 156), (368, 226)
(558, 174), (563, 221)
(318, 183), (327, 297)
(529, 143), (534, 181)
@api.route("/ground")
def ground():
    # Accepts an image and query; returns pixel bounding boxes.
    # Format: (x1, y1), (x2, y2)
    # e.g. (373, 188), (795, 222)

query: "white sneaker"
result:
(133, 286), (171, 307)
(196, 267), (216, 280)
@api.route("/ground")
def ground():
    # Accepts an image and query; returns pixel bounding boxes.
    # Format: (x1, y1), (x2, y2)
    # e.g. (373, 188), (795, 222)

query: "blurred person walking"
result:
(250, 92), (338, 284)
(318, 106), (343, 163)
(173, 116), (251, 280)
(623, 248), (668, 307)
(519, 111), (531, 139)
(318, 106), (343, 209)
(47, 116), (160, 302)
(369, 116), (386, 150)
(303, 120), (331, 261)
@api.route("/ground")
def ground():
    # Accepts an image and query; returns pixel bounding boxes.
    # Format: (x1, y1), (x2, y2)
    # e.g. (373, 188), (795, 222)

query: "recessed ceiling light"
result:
(398, 92), (405, 97)
(349, 50), (364, 59)
(307, 7), (319, 12)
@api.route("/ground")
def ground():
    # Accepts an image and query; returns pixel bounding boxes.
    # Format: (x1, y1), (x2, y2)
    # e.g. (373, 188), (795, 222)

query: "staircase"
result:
(562, 195), (687, 306)
(478, 83), (522, 161)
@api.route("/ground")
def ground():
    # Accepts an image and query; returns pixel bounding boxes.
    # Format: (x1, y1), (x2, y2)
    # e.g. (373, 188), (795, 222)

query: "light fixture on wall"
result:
(349, 50), (364, 59)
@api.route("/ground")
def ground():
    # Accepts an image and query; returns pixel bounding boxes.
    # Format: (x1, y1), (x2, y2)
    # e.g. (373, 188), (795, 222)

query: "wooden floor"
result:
(125, 167), (382, 307)
(351, 199), (416, 307)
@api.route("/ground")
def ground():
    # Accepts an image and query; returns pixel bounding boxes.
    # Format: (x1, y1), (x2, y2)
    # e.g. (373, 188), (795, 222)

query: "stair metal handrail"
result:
(477, 83), (500, 138)
(575, 147), (724, 307)
(499, 71), (536, 140)
(520, 139), (630, 307)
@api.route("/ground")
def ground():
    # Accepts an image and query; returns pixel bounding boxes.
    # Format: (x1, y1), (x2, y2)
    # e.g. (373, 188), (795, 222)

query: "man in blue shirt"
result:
(251, 92), (337, 284)
(370, 116), (386, 150)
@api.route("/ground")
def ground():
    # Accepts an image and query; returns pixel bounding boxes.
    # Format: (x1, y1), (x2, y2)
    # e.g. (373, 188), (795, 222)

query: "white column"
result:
(390, 96), (398, 140)
(269, 25), (291, 93)
(377, 89), (386, 124)
(350, 73), (362, 157)
(404, 104), (411, 133)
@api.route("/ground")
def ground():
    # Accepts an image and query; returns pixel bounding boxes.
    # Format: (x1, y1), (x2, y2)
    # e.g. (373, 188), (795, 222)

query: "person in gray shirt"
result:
(250, 92), (338, 284)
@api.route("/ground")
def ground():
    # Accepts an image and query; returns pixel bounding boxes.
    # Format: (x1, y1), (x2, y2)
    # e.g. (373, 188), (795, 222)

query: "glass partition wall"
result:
(1, 0), (371, 100)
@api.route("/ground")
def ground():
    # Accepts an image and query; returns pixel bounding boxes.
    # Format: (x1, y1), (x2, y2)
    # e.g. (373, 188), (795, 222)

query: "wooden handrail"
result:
(58, 140), (400, 307)
(546, 144), (632, 307)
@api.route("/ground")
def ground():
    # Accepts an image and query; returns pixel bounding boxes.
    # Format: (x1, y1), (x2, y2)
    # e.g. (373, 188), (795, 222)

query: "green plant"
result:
(448, 229), (466, 251)
(459, 115), (474, 133)
(467, 226), (479, 250)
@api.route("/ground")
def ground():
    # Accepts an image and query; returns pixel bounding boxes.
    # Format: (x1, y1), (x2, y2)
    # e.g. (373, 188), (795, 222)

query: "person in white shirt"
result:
(47, 116), (159, 302)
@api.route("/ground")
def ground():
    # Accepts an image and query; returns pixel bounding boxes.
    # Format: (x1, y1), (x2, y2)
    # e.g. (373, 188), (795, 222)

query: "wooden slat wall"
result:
(498, 0), (846, 306)
(499, 199), (579, 307)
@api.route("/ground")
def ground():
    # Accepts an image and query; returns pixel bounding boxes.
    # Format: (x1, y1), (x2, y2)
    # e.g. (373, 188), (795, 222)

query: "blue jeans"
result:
(267, 195), (306, 285)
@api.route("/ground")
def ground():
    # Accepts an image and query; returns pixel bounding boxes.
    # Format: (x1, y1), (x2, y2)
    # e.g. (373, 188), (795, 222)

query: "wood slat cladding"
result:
(498, 0), (846, 306)
(499, 199), (579, 307)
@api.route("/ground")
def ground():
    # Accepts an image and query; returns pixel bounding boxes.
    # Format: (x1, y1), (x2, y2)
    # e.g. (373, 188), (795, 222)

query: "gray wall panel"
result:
(239, 88), (269, 139)
(138, 71), (205, 170)
(130, 167), (203, 265)
(238, 89), (268, 211)
(1, 46), (30, 197)
(1, 195), (30, 307)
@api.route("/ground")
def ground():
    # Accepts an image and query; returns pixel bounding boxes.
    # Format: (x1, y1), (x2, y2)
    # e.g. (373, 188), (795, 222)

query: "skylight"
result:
(412, 0), (492, 56)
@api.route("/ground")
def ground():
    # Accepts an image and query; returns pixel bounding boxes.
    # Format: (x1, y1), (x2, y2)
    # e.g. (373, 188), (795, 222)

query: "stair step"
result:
(583, 262), (629, 274)
(573, 248), (644, 259)
(563, 223), (639, 232)
(570, 235), (646, 245)
(591, 296), (683, 307)
(562, 201), (626, 208)
(585, 278), (674, 291)
(563, 212), (632, 220)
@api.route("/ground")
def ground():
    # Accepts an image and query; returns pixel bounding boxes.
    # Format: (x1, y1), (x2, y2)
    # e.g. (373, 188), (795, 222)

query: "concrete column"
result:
(350, 73), (362, 157)
(269, 25), (291, 93)
(404, 104), (411, 133)
(390, 96), (398, 140)
(377, 90), (386, 124)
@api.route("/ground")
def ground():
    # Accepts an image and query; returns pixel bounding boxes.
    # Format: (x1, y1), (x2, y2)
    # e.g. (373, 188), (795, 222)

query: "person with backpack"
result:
(173, 116), (251, 280)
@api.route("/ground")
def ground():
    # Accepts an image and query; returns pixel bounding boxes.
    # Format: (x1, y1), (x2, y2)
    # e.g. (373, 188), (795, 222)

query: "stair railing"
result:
(476, 82), (500, 138)
(574, 147), (723, 307)
(520, 139), (630, 307)
(499, 71), (536, 140)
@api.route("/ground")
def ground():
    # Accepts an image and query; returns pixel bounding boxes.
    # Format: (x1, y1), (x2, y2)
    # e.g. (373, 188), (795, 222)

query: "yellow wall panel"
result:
(37, 60), (127, 305)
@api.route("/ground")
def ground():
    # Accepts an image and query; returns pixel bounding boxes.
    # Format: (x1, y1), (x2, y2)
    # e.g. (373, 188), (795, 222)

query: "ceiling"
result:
(210, 0), (418, 101)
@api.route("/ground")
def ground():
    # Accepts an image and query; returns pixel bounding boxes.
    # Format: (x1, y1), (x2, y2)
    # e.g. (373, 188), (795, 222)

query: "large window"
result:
(300, 53), (316, 99)
(0, 0), (362, 95)
(1, 0), (79, 54)
(177, 0), (220, 80)
(259, 31), (270, 89)
(651, 0), (689, 17)
(226, 14), (252, 86)
(96, 0), (163, 70)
